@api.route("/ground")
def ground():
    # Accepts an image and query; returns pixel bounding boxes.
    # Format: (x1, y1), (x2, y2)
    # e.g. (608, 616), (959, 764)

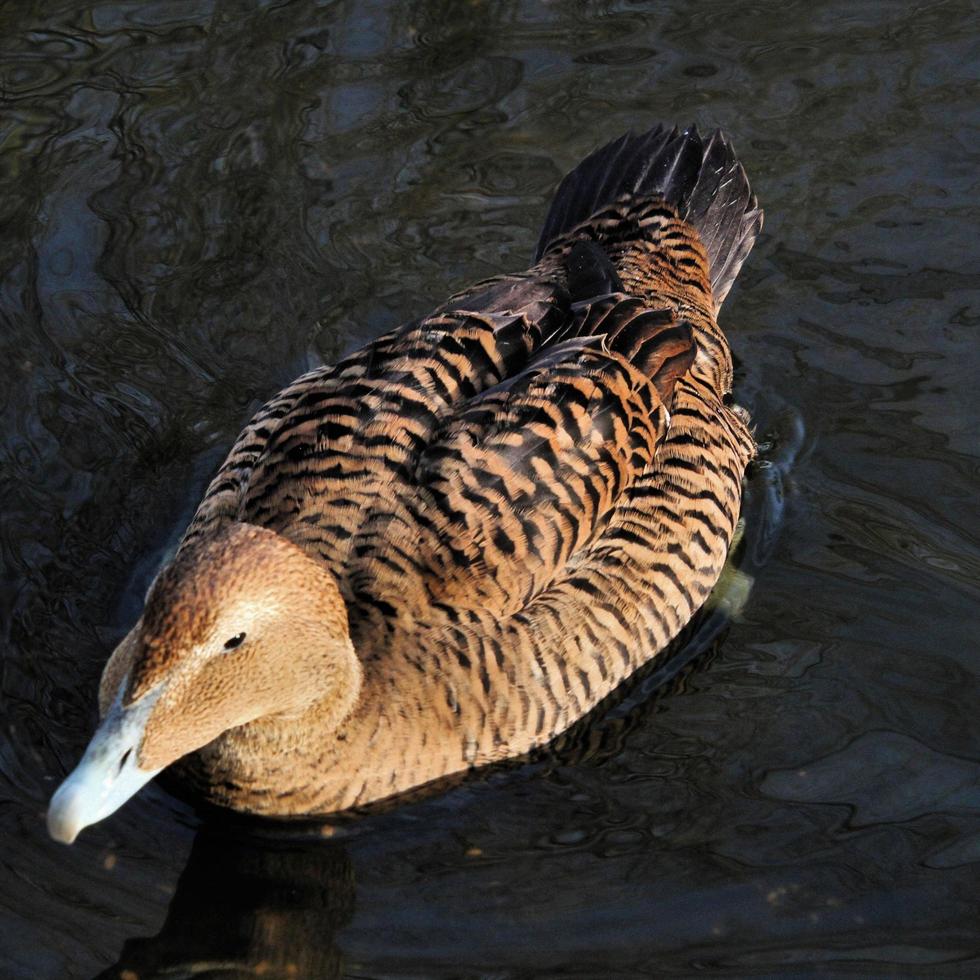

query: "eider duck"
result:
(48, 123), (762, 843)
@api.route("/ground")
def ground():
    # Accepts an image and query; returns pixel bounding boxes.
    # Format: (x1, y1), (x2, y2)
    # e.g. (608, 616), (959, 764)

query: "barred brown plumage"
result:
(47, 123), (763, 842)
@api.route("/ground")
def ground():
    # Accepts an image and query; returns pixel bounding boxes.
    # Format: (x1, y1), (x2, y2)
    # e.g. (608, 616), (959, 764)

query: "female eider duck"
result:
(49, 124), (761, 843)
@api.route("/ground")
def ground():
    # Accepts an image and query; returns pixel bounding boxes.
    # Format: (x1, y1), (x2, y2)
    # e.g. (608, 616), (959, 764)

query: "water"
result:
(1, 0), (978, 976)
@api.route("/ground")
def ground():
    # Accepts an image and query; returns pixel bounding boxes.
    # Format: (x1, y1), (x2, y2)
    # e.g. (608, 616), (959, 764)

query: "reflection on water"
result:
(95, 830), (354, 980)
(1, 0), (978, 977)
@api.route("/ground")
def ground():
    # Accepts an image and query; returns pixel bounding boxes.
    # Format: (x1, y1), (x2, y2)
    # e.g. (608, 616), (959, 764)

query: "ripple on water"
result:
(0, 0), (978, 977)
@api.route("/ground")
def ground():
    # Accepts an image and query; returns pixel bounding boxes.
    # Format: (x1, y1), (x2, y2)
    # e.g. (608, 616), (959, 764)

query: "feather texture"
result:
(117, 124), (762, 816)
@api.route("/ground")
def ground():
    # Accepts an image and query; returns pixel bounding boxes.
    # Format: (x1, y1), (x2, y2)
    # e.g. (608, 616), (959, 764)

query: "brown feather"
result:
(96, 124), (762, 818)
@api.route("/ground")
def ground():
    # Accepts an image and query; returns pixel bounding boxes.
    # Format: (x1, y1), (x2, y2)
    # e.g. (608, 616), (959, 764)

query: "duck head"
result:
(47, 522), (360, 844)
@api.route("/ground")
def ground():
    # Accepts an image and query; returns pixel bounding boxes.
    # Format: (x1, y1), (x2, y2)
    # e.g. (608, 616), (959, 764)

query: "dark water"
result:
(1, 0), (978, 976)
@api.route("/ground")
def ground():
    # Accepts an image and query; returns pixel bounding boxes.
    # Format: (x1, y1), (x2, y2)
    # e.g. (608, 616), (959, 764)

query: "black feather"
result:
(564, 241), (623, 302)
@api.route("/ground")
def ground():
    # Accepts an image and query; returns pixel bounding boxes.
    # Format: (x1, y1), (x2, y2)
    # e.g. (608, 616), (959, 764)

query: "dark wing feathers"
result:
(563, 240), (623, 302)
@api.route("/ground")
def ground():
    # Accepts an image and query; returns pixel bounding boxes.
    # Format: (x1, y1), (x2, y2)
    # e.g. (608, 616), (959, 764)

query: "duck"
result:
(48, 123), (762, 844)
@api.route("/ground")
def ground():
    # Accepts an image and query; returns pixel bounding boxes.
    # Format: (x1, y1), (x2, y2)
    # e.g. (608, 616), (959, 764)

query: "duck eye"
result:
(223, 632), (247, 651)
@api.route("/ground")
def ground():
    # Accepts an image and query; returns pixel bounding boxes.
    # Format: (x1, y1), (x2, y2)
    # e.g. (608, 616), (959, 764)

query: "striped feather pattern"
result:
(163, 124), (762, 815)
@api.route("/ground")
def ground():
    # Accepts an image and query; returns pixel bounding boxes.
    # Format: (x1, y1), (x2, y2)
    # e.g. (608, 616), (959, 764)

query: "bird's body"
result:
(49, 124), (762, 841)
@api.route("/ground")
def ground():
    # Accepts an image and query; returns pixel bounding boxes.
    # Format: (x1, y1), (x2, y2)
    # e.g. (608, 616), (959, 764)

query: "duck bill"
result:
(47, 685), (164, 845)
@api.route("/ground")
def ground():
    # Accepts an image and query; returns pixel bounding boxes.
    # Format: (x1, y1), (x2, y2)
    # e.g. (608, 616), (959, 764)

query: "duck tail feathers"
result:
(535, 123), (763, 309)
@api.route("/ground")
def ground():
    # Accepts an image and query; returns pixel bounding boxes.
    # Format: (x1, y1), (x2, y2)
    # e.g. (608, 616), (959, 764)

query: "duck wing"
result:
(343, 293), (695, 629)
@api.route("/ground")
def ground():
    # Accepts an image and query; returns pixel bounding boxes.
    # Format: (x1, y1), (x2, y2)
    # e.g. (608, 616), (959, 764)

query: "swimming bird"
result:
(48, 124), (762, 844)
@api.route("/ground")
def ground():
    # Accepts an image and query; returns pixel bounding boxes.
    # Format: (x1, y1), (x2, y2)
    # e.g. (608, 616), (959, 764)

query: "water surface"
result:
(1, 0), (978, 976)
